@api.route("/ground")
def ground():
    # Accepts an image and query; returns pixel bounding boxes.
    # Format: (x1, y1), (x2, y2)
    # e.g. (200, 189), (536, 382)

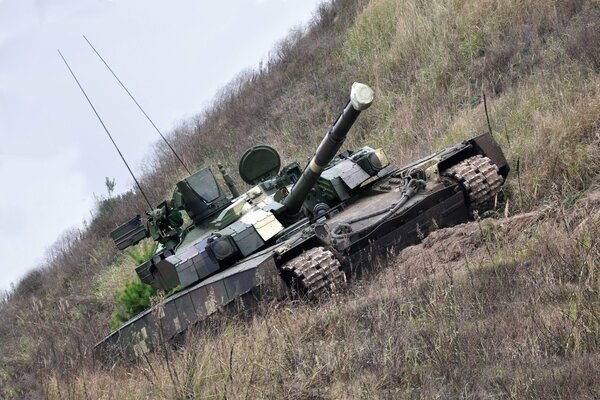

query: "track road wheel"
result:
(443, 155), (504, 213)
(280, 247), (346, 299)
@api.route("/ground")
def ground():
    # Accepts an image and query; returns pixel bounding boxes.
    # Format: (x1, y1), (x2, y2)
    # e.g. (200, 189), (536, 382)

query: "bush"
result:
(125, 239), (158, 264)
(109, 280), (157, 330)
(108, 240), (185, 330)
(109, 240), (159, 330)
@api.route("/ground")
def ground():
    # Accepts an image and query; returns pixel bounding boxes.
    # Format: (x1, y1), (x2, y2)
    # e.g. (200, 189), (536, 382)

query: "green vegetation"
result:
(109, 280), (183, 330)
(109, 280), (157, 330)
(125, 238), (157, 265)
(108, 239), (183, 330)
(109, 240), (186, 330)
(1, 0), (599, 398)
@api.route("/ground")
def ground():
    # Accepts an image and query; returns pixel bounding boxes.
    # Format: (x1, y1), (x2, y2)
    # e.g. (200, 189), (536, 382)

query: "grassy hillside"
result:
(1, 0), (599, 398)
(44, 188), (600, 399)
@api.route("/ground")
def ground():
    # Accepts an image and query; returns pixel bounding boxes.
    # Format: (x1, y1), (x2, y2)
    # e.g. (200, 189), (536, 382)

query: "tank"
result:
(96, 82), (510, 359)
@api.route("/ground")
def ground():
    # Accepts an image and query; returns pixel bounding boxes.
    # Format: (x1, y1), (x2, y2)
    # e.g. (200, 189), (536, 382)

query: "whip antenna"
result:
(483, 91), (493, 136)
(58, 49), (153, 209)
(83, 35), (192, 175)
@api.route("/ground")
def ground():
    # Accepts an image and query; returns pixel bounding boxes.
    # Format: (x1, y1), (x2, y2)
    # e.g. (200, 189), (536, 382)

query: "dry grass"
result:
(2, 0), (600, 398)
(337, 0), (600, 211)
(42, 189), (600, 399)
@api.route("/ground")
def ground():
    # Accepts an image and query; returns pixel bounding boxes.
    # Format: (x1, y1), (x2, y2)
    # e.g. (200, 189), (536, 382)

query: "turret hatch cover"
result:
(238, 145), (281, 185)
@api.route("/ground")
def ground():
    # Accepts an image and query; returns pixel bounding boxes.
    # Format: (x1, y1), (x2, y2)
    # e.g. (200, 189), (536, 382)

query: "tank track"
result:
(443, 155), (504, 211)
(280, 247), (346, 299)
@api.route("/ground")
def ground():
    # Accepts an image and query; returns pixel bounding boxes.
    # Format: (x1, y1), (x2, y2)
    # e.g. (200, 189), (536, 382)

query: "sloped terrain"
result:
(41, 188), (600, 399)
(1, 0), (599, 398)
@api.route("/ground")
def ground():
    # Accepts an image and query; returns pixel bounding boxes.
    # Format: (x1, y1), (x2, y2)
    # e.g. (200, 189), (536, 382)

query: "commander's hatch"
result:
(238, 145), (281, 185)
(174, 167), (230, 224)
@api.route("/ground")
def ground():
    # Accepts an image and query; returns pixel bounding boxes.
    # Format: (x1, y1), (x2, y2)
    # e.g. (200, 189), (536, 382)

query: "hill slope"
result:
(1, 0), (599, 398)
(47, 189), (600, 398)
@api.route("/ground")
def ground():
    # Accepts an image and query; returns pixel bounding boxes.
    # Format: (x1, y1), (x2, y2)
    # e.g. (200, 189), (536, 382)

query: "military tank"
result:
(96, 82), (509, 359)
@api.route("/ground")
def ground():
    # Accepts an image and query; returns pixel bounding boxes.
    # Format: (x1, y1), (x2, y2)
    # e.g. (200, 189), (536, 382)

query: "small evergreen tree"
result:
(109, 281), (157, 330)
(109, 239), (158, 330)
(109, 240), (182, 329)
(104, 177), (116, 198)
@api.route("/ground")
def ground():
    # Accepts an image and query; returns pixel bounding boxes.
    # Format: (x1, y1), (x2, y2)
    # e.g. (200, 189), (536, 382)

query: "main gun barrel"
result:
(282, 82), (374, 216)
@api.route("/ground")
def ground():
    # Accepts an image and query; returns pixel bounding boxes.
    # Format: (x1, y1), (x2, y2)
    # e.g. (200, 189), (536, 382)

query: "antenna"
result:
(58, 49), (153, 209)
(82, 35), (192, 175)
(483, 92), (493, 136)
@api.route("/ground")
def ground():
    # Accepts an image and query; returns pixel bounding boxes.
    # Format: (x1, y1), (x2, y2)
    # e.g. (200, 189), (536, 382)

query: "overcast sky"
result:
(0, 0), (324, 291)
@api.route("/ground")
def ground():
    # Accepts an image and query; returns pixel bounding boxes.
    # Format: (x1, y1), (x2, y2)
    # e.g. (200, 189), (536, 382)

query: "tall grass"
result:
(2, 0), (600, 397)
(339, 0), (600, 212)
(42, 191), (600, 398)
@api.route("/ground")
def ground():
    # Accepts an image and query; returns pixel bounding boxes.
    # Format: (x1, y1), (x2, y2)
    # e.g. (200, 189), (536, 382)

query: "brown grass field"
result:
(1, 0), (599, 398)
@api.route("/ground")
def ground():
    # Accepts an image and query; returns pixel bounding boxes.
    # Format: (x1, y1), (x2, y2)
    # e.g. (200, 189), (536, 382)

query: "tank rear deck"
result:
(95, 245), (288, 360)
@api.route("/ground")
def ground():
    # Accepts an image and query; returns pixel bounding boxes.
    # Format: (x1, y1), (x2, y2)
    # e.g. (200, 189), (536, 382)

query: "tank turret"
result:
(108, 83), (375, 294)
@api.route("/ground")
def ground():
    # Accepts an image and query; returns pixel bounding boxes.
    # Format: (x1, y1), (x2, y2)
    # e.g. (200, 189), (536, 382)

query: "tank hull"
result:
(96, 246), (289, 360)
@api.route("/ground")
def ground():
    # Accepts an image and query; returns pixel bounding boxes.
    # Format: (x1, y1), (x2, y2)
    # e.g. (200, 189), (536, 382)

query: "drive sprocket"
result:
(280, 247), (346, 299)
(443, 155), (504, 212)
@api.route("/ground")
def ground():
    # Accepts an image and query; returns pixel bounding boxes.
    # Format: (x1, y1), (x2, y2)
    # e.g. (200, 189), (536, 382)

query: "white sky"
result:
(0, 0), (324, 291)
